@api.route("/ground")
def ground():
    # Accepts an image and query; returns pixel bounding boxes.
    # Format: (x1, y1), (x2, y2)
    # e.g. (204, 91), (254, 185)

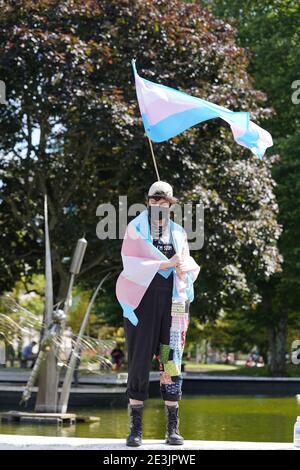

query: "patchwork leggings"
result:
(123, 273), (189, 402)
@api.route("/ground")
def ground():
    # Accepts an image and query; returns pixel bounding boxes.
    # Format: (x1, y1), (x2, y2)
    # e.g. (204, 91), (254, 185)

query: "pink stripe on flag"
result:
(122, 227), (161, 260)
(116, 274), (147, 308)
(135, 77), (198, 126)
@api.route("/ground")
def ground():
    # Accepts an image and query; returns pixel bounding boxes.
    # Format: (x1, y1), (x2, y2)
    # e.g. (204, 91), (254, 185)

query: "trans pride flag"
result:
(132, 59), (273, 159)
(115, 210), (200, 326)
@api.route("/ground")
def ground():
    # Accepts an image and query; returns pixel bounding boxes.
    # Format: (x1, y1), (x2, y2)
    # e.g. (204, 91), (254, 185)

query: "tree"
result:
(0, 1), (281, 336)
(209, 0), (300, 375)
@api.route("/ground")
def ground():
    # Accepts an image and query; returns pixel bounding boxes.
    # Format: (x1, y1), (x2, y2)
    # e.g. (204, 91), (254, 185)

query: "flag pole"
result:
(147, 135), (160, 181)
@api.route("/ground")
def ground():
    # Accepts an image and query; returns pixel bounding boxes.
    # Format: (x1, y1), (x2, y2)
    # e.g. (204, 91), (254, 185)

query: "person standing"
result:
(116, 181), (200, 447)
(21, 341), (37, 369)
(110, 343), (124, 371)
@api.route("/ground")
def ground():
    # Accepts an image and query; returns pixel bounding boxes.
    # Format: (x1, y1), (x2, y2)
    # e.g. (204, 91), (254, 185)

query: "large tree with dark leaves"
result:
(209, 0), (300, 375)
(0, 1), (280, 330)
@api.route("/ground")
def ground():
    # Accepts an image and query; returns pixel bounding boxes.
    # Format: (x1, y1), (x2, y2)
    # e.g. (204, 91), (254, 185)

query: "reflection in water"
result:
(0, 396), (298, 443)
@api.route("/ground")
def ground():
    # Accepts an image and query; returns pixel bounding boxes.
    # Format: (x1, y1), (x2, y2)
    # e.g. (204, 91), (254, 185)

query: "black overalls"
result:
(123, 228), (188, 402)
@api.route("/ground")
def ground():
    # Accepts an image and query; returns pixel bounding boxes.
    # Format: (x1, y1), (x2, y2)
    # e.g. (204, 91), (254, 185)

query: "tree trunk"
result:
(56, 274), (70, 304)
(52, 248), (70, 303)
(204, 340), (208, 364)
(268, 312), (288, 376)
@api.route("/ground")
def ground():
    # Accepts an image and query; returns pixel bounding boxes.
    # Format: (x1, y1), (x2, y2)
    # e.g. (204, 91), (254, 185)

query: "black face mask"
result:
(148, 205), (170, 221)
(148, 205), (170, 239)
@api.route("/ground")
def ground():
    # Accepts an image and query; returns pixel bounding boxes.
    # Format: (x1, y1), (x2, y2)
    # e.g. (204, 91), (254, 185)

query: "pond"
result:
(0, 396), (299, 443)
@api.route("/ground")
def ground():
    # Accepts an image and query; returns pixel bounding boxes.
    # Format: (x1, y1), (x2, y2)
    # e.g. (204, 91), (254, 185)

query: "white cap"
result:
(148, 181), (174, 199)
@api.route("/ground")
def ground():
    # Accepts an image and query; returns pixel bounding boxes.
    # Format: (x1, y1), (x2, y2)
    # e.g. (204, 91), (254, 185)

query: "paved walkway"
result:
(0, 369), (131, 384)
(0, 434), (297, 450)
(2, 369), (300, 384)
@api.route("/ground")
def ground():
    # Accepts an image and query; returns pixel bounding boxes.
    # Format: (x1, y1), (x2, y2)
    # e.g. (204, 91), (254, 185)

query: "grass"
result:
(3, 362), (300, 378)
(184, 362), (240, 373)
(185, 363), (300, 377)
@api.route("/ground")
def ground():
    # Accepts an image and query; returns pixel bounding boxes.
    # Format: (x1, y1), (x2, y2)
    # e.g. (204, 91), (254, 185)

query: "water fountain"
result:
(0, 194), (115, 425)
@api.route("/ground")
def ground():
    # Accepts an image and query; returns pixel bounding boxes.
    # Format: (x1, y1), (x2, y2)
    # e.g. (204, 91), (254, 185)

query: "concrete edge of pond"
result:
(0, 434), (298, 450)
(3, 369), (300, 384)
(1, 384), (300, 410)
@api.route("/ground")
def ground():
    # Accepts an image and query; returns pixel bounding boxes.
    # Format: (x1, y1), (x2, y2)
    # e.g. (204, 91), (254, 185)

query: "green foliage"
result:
(0, 1), (281, 330)
(208, 0), (300, 374)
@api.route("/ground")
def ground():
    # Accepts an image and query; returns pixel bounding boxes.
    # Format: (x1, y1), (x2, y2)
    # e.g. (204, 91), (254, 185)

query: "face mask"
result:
(148, 205), (170, 221)
(148, 205), (170, 239)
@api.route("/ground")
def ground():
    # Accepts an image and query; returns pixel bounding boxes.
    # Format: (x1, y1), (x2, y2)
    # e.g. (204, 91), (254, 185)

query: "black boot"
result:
(126, 403), (144, 447)
(165, 404), (184, 445)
